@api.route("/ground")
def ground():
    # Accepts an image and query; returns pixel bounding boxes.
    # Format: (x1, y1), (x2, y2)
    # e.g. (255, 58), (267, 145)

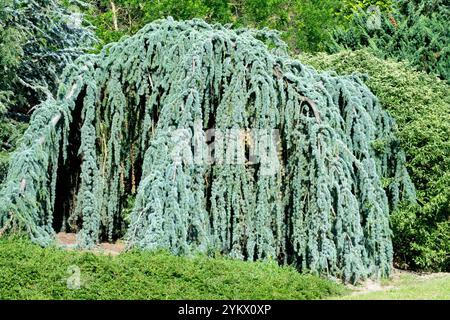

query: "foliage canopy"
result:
(85, 0), (348, 52)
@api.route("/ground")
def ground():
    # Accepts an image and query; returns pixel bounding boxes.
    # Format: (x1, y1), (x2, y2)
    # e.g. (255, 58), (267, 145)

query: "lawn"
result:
(0, 238), (345, 300)
(334, 271), (450, 300)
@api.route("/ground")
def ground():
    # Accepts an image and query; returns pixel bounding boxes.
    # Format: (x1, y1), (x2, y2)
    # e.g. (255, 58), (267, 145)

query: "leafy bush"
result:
(0, 238), (346, 299)
(302, 50), (450, 271)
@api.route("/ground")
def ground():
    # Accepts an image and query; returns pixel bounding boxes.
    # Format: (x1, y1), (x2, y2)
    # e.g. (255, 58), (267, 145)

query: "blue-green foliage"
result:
(0, 117), (28, 181)
(0, 0), (96, 186)
(0, 19), (415, 283)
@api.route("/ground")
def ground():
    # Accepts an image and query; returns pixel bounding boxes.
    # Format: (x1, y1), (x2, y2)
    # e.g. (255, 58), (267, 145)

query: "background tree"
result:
(331, 0), (450, 82)
(85, 0), (349, 52)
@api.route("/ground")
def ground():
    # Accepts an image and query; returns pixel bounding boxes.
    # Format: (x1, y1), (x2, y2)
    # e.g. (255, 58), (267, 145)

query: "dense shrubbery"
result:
(0, 238), (345, 299)
(302, 50), (450, 271)
(331, 0), (450, 82)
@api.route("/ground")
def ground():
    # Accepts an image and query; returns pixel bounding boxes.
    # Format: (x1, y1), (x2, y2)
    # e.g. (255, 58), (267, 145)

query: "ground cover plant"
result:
(0, 237), (345, 300)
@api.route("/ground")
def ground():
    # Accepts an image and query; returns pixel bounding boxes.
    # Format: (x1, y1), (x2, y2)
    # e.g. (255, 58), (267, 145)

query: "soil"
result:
(55, 232), (126, 256)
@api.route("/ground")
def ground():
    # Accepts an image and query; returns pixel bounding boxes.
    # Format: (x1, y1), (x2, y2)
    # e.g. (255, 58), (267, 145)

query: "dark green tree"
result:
(85, 0), (347, 52)
(331, 0), (450, 81)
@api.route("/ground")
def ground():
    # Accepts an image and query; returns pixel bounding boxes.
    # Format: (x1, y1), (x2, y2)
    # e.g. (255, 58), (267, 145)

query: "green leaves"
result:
(331, 0), (450, 82)
(84, 0), (350, 53)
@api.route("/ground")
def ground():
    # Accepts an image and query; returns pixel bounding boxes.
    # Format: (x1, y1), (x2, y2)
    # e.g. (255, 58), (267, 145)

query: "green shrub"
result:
(0, 238), (346, 299)
(302, 50), (450, 271)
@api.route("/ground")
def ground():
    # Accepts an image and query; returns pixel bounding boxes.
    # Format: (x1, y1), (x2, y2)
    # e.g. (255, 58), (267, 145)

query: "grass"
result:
(0, 238), (345, 300)
(334, 272), (450, 300)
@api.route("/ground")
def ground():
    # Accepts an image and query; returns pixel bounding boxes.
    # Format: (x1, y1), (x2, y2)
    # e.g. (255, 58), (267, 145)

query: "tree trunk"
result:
(110, 1), (119, 31)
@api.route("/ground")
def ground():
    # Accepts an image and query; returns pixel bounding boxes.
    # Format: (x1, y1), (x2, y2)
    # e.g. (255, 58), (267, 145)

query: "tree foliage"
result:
(0, 117), (28, 181)
(0, 0), (96, 183)
(302, 50), (450, 271)
(85, 0), (347, 52)
(0, 19), (415, 283)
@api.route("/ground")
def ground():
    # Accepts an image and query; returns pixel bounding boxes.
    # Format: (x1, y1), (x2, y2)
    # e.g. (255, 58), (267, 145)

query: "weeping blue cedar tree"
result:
(0, 18), (415, 283)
